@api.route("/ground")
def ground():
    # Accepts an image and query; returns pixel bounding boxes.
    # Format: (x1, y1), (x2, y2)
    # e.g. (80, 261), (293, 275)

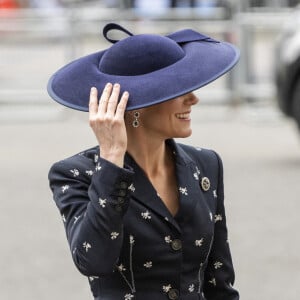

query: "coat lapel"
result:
(171, 141), (206, 224)
(124, 140), (207, 233)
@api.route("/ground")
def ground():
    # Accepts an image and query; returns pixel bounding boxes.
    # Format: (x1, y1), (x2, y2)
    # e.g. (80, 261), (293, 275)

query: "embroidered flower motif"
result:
(94, 154), (99, 163)
(141, 210), (151, 220)
(83, 242), (91, 252)
(95, 163), (102, 171)
(188, 284), (195, 292)
(195, 238), (204, 247)
(70, 169), (79, 177)
(88, 276), (99, 282)
(62, 214), (66, 223)
(215, 214), (223, 223)
(209, 278), (216, 286)
(143, 261), (152, 268)
(86, 170), (94, 176)
(62, 185), (69, 193)
(99, 198), (107, 208)
(117, 264), (126, 272)
(111, 232), (119, 240)
(129, 235), (135, 244)
(128, 183), (135, 192)
(162, 284), (172, 293)
(74, 215), (80, 224)
(124, 294), (134, 300)
(179, 187), (188, 195)
(165, 236), (172, 243)
(193, 166), (201, 180)
(213, 190), (217, 198)
(214, 261), (223, 269)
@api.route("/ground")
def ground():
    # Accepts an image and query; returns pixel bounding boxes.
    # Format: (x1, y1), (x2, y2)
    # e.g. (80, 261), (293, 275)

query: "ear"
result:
(124, 110), (142, 129)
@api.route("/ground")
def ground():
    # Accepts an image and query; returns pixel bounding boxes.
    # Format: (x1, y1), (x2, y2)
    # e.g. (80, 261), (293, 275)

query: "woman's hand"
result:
(89, 83), (129, 168)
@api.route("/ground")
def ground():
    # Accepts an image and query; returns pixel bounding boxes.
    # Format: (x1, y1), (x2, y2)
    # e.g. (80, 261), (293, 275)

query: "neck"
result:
(127, 133), (172, 178)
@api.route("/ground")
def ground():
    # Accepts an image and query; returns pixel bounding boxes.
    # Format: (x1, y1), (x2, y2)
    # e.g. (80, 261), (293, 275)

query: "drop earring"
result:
(132, 111), (140, 128)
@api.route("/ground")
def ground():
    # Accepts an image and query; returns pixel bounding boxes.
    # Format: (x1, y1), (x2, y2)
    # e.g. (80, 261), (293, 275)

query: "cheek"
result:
(142, 113), (162, 130)
(142, 105), (176, 131)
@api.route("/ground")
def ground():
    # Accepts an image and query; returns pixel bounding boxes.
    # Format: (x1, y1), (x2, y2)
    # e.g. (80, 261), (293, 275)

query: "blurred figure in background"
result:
(2, 0), (63, 8)
(26, 0), (63, 8)
(0, 0), (19, 9)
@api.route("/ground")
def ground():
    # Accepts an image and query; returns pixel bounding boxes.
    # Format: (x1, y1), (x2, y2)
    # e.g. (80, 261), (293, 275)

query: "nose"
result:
(184, 92), (199, 106)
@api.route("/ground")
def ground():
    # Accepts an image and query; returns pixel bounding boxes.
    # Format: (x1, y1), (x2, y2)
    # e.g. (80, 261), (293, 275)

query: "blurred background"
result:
(1, 0), (300, 299)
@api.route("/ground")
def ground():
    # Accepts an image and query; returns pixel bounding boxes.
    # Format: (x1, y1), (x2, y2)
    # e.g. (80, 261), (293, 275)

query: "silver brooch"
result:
(201, 177), (210, 192)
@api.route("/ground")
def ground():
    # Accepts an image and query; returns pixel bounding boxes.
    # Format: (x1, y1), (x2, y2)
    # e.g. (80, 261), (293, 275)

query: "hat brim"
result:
(47, 40), (239, 111)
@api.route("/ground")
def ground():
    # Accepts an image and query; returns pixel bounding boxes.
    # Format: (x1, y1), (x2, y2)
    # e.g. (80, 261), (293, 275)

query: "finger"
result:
(98, 82), (112, 114)
(115, 91), (129, 119)
(89, 87), (98, 117)
(106, 83), (121, 117)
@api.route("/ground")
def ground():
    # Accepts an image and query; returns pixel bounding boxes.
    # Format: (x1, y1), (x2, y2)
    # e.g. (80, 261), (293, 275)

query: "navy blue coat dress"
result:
(48, 139), (239, 300)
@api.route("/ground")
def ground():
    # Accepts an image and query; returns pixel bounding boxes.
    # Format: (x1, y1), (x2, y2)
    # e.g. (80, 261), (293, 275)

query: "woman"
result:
(48, 23), (240, 300)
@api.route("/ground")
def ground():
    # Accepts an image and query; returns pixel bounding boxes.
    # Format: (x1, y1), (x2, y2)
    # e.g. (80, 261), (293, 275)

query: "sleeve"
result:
(48, 154), (134, 277)
(203, 151), (239, 300)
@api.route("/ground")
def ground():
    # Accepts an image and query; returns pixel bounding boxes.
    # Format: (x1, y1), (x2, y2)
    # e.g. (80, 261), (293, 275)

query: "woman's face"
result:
(137, 92), (199, 139)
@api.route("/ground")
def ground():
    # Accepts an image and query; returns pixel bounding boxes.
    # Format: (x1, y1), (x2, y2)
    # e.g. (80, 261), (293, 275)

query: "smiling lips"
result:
(175, 112), (191, 120)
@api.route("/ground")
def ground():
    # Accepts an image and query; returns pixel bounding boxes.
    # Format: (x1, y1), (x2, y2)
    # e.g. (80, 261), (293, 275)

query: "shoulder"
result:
(177, 143), (222, 171)
(176, 142), (224, 196)
(176, 142), (223, 189)
(48, 146), (100, 181)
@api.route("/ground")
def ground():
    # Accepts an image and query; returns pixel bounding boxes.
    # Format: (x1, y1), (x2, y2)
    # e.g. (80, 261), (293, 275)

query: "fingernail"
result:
(114, 83), (120, 88)
(106, 82), (112, 87)
(91, 87), (96, 93)
(123, 91), (129, 97)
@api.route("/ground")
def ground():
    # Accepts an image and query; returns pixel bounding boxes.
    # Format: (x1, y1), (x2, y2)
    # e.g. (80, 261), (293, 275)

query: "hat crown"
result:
(99, 34), (185, 76)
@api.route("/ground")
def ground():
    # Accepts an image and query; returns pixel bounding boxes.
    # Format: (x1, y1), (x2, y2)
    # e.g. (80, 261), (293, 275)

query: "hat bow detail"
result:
(103, 23), (218, 45)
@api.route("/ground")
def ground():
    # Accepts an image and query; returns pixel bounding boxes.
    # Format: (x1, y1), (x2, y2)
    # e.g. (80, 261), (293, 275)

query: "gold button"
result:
(168, 289), (179, 300)
(119, 181), (128, 189)
(171, 239), (182, 251)
(114, 204), (123, 212)
(201, 177), (210, 191)
(117, 189), (127, 197)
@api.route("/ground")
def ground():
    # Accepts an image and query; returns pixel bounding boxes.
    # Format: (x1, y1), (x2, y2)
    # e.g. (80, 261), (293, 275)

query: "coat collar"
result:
(124, 139), (203, 233)
(166, 139), (195, 166)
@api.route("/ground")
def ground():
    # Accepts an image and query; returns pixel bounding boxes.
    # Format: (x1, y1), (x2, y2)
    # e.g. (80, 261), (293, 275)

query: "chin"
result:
(175, 129), (192, 138)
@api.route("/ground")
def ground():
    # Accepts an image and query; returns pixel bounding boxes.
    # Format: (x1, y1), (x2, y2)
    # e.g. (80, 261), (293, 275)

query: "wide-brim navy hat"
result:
(47, 23), (240, 111)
